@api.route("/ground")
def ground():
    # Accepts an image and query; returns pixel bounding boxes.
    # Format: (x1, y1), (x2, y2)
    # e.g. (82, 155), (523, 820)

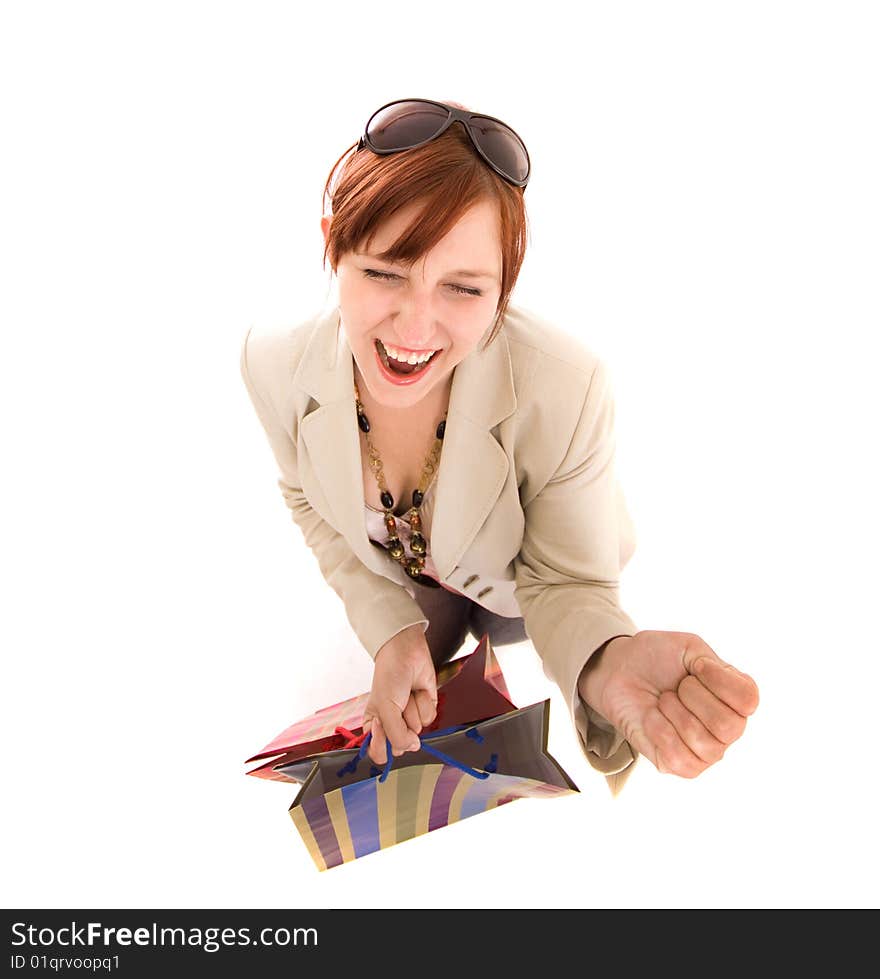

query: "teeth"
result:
(380, 340), (438, 365)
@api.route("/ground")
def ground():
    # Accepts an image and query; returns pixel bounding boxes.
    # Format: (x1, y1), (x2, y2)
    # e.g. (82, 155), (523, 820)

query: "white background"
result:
(2, 1), (878, 910)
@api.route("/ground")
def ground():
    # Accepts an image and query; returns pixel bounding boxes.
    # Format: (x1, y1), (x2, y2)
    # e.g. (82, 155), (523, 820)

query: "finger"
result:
(678, 674), (748, 745)
(368, 716), (387, 766)
(690, 657), (760, 717)
(378, 702), (420, 757)
(642, 706), (708, 778)
(657, 691), (726, 766)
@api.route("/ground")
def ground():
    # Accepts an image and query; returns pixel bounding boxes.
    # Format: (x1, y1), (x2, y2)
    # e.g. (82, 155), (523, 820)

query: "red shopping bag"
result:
(245, 633), (517, 783)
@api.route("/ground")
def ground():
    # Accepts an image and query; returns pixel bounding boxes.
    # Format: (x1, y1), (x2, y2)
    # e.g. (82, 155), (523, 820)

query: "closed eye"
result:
(363, 269), (482, 297)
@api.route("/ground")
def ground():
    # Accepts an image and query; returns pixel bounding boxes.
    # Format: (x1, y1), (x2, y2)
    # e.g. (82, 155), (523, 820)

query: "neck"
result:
(354, 363), (452, 428)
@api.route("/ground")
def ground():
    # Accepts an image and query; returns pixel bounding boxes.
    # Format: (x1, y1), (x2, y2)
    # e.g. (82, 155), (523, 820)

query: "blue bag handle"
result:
(336, 724), (499, 783)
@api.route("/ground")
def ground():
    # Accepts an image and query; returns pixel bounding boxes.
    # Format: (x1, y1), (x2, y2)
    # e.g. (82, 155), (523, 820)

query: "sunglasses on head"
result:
(357, 98), (531, 189)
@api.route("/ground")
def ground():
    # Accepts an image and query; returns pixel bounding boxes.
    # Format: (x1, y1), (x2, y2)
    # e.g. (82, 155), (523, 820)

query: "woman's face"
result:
(325, 198), (504, 411)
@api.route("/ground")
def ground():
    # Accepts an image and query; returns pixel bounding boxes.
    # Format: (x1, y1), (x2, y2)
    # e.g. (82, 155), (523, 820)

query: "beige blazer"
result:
(240, 301), (641, 792)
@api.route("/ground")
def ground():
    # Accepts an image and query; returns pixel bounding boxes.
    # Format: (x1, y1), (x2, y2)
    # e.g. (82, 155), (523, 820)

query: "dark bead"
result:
(388, 539), (404, 560)
(436, 420), (446, 440)
(405, 558), (423, 578)
(357, 411), (370, 433)
(410, 533), (426, 556)
(412, 489), (423, 507)
(380, 490), (394, 510)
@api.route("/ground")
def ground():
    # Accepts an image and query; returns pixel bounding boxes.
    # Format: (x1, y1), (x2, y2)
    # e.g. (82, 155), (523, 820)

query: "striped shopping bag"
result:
(276, 700), (579, 871)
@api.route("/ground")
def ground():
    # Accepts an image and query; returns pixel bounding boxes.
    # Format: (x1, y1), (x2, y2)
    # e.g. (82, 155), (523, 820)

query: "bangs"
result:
(360, 180), (492, 270)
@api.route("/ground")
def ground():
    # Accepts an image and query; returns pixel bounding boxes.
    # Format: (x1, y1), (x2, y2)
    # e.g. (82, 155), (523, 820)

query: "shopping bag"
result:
(278, 698), (579, 871)
(245, 632), (517, 783)
(245, 634), (580, 870)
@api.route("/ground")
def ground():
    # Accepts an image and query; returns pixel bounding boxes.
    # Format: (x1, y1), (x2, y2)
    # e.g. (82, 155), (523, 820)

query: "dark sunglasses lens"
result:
(366, 101), (449, 152)
(470, 116), (530, 184)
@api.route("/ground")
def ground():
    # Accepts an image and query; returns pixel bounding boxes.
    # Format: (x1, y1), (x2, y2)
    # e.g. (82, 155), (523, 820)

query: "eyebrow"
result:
(355, 253), (498, 281)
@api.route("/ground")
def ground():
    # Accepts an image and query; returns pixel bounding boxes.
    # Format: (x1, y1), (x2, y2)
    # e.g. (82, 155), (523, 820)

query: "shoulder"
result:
(239, 306), (331, 434)
(498, 305), (620, 494)
(502, 302), (612, 415)
(240, 308), (322, 389)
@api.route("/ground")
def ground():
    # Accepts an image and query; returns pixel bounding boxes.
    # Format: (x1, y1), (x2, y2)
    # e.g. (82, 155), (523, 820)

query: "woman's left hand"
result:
(578, 631), (760, 777)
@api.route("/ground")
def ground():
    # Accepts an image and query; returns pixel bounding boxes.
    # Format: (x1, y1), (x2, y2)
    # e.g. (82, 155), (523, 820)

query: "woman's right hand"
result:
(362, 623), (438, 767)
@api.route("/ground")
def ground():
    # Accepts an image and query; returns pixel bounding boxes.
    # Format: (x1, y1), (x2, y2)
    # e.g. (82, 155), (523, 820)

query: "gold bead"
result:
(410, 533), (426, 556)
(388, 539), (405, 560)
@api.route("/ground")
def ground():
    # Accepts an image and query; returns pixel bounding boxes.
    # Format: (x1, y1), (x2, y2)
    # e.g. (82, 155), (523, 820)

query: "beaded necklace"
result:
(353, 378), (446, 587)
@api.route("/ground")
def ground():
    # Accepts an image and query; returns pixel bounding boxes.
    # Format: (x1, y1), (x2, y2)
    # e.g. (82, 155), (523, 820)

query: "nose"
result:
(391, 296), (439, 351)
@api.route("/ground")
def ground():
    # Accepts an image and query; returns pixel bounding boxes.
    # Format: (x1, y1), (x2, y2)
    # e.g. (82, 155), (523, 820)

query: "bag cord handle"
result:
(334, 724), (499, 782)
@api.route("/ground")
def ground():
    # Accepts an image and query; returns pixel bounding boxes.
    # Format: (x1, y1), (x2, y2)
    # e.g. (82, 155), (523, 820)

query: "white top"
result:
(363, 467), (522, 617)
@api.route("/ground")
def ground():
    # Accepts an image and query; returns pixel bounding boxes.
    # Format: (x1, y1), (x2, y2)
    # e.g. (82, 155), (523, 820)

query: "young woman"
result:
(240, 98), (758, 793)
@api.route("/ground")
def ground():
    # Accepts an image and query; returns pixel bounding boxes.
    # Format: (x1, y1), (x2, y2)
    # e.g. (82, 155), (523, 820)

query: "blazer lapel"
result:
(429, 325), (517, 580)
(292, 305), (518, 583)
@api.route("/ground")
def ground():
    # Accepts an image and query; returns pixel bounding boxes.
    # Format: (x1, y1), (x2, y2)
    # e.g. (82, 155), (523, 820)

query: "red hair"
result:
(321, 99), (530, 347)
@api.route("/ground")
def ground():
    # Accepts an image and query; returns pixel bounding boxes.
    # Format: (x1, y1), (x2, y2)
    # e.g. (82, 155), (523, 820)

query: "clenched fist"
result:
(578, 630), (759, 778)
(362, 623), (439, 767)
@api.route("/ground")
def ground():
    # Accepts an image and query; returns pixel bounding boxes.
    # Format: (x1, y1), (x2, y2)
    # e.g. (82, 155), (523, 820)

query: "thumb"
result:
(680, 632), (727, 674)
(412, 662), (439, 726)
(410, 654), (439, 699)
(413, 688), (438, 727)
(679, 633), (759, 716)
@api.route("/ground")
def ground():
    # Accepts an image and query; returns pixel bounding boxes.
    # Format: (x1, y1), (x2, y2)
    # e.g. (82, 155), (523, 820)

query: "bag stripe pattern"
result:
(292, 763), (570, 871)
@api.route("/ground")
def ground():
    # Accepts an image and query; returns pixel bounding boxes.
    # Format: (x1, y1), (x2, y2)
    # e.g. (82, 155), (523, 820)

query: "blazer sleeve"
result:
(513, 356), (640, 795)
(239, 325), (429, 659)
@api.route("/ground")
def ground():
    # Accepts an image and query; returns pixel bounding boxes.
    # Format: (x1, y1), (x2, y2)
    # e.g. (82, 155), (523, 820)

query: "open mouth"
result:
(375, 339), (441, 376)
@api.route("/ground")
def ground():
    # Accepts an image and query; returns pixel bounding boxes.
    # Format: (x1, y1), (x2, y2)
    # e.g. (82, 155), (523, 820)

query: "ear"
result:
(320, 214), (331, 247)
